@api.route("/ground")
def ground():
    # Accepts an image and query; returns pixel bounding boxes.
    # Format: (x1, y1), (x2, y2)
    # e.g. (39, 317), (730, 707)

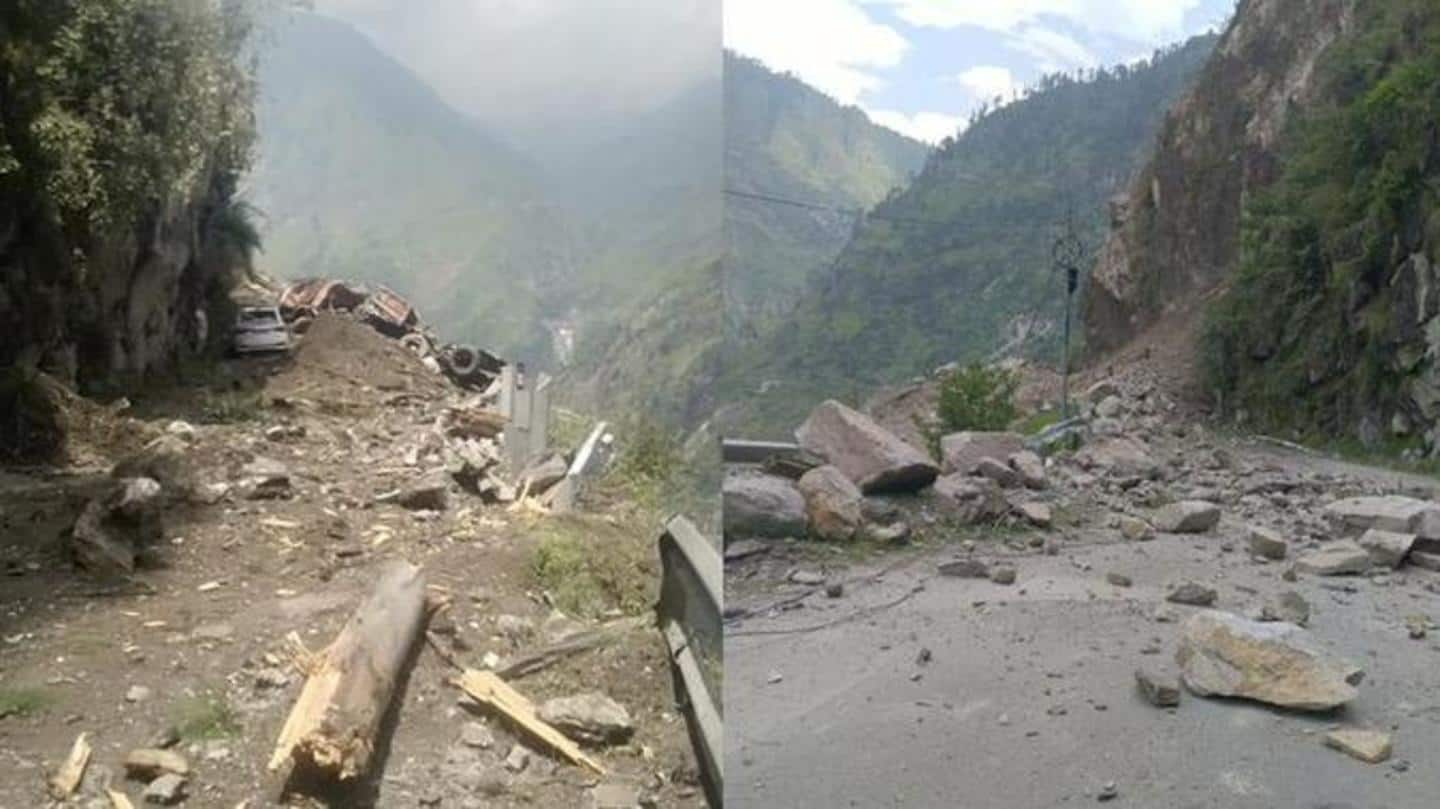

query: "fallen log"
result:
(268, 560), (431, 780)
(496, 617), (648, 679)
(455, 669), (605, 775)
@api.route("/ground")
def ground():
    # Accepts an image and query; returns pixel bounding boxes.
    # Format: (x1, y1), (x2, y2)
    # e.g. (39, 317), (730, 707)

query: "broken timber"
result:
(454, 669), (605, 775)
(48, 731), (92, 799)
(269, 560), (431, 780)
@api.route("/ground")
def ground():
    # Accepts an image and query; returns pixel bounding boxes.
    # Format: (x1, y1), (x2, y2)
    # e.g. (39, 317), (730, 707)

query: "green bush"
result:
(936, 364), (1018, 433)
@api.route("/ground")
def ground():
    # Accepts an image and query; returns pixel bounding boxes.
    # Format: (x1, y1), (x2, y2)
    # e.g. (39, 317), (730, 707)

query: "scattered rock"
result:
(975, 457), (1021, 488)
(395, 473), (450, 511)
(989, 566), (1017, 585)
(796, 400), (940, 493)
(932, 474), (1008, 523)
(1016, 501), (1052, 528)
(722, 471), (807, 539)
(1118, 515), (1155, 542)
(460, 721), (495, 750)
(521, 453), (569, 494)
(1246, 525), (1288, 560)
(1096, 781), (1119, 802)
(797, 465), (865, 542)
(1008, 450), (1048, 489)
(1295, 540), (1372, 576)
(1155, 500), (1221, 534)
(237, 456), (291, 500)
(1165, 581), (1217, 606)
(504, 744), (531, 773)
(1258, 591), (1310, 627)
(940, 432), (1025, 476)
(1106, 572), (1132, 588)
(1324, 728), (1393, 763)
(938, 558), (989, 578)
(866, 520), (911, 545)
(723, 539), (770, 562)
(1134, 667), (1180, 707)
(825, 583), (844, 598)
(538, 693), (635, 745)
(1410, 550), (1440, 571)
(1323, 495), (1440, 538)
(788, 569), (826, 586)
(1075, 436), (1159, 479)
(125, 685), (152, 703)
(142, 773), (187, 805)
(1095, 395), (1124, 419)
(1176, 610), (1364, 710)
(1357, 528), (1416, 568)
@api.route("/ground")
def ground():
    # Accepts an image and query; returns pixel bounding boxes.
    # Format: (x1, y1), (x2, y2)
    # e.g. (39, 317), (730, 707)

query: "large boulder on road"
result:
(797, 465), (864, 542)
(723, 471), (807, 540)
(940, 432), (1025, 476)
(1176, 610), (1363, 711)
(796, 401), (938, 494)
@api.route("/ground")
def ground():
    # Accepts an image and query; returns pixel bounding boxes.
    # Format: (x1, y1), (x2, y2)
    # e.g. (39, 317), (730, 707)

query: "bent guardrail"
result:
(657, 515), (722, 807)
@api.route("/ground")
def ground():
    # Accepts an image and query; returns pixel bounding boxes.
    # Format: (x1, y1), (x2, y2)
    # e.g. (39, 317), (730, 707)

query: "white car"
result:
(232, 306), (293, 354)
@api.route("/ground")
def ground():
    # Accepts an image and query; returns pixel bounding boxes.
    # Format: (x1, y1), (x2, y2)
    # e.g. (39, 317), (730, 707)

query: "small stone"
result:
(1016, 501), (1052, 528)
(723, 539), (770, 562)
(495, 614), (534, 640)
(126, 685), (152, 703)
(1155, 501), (1221, 533)
(1134, 668), (1181, 707)
(1097, 781), (1119, 801)
(825, 583), (844, 598)
(1324, 728), (1393, 763)
(1166, 581), (1217, 606)
(989, 566), (1017, 585)
(1246, 525), (1288, 560)
(539, 693), (635, 745)
(788, 569), (826, 586)
(504, 744), (531, 772)
(1296, 541), (1372, 576)
(1106, 572), (1132, 588)
(143, 773), (187, 805)
(1258, 591), (1310, 627)
(975, 457), (1021, 488)
(1404, 614), (1428, 640)
(461, 721), (495, 749)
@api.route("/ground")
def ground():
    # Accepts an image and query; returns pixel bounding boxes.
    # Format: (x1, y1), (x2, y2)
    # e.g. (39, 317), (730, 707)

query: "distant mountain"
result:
(724, 52), (929, 325)
(716, 35), (1219, 436)
(252, 12), (574, 362)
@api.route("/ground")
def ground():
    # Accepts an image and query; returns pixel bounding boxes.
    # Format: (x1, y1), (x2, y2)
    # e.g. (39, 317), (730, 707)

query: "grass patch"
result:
(196, 390), (266, 425)
(1014, 407), (1064, 437)
(529, 516), (654, 620)
(173, 689), (241, 741)
(0, 687), (54, 718)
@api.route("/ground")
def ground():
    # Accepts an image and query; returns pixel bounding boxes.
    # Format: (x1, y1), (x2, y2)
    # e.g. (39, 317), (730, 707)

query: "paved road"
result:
(726, 527), (1440, 808)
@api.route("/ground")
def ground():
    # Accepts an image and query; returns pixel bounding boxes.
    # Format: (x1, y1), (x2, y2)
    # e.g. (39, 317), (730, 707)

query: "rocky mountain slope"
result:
(724, 52), (930, 324)
(716, 35), (1218, 437)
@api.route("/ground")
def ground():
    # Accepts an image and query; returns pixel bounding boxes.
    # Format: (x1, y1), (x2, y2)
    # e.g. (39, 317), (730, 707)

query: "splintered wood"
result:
(455, 669), (605, 776)
(48, 732), (91, 798)
(269, 560), (430, 780)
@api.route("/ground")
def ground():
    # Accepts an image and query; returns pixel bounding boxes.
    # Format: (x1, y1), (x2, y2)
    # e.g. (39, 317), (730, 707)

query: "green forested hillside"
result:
(1202, 0), (1440, 444)
(252, 12), (576, 362)
(724, 52), (929, 324)
(717, 34), (1218, 436)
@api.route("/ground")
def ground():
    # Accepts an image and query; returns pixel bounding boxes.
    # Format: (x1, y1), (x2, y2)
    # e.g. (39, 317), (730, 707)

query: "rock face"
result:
(797, 401), (939, 493)
(940, 432), (1024, 476)
(722, 471), (807, 539)
(1176, 610), (1364, 711)
(1156, 501), (1221, 533)
(1082, 0), (1357, 354)
(796, 465), (864, 542)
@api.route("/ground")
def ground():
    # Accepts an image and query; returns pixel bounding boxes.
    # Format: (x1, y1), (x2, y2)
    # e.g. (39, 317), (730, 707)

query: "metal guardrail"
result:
(657, 515), (722, 807)
(721, 438), (799, 464)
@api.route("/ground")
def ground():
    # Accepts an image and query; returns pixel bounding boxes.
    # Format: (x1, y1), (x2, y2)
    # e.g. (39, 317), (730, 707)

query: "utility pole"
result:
(1052, 212), (1086, 421)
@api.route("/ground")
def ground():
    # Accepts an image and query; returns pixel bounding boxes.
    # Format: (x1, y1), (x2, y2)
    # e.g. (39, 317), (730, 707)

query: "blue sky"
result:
(725, 0), (1235, 143)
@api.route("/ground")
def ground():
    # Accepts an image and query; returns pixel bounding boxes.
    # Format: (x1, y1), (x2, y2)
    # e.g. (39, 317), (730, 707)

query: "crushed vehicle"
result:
(231, 306), (293, 355)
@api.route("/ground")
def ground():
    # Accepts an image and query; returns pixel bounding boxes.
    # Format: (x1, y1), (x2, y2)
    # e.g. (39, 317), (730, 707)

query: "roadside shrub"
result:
(936, 363), (1018, 433)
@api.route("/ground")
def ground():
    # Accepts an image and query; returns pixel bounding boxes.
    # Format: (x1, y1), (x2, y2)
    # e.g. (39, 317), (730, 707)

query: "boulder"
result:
(796, 401), (939, 493)
(396, 473), (450, 511)
(938, 558), (989, 578)
(1176, 610), (1364, 711)
(1356, 528), (1415, 568)
(113, 435), (198, 498)
(1015, 501), (1052, 528)
(1134, 667), (1181, 707)
(1118, 515), (1155, 541)
(1323, 495), (1440, 539)
(1246, 525), (1288, 560)
(520, 453), (569, 494)
(1007, 450), (1047, 489)
(1155, 500), (1221, 533)
(1295, 540), (1372, 576)
(974, 457), (1020, 488)
(237, 456), (291, 500)
(1075, 436), (1159, 478)
(1166, 581), (1217, 606)
(797, 465), (864, 542)
(932, 474), (1008, 523)
(538, 693), (634, 745)
(723, 471), (807, 539)
(940, 432), (1025, 476)
(71, 478), (165, 576)
(1258, 591), (1310, 627)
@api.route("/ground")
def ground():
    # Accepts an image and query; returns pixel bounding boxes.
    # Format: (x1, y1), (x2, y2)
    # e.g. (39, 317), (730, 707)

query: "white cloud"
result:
(725, 0), (908, 104)
(951, 65), (1022, 102)
(865, 108), (964, 144)
(865, 0), (1207, 44)
(1011, 26), (1098, 71)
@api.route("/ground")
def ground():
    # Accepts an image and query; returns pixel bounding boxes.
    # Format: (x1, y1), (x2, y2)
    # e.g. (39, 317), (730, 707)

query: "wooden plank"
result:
(454, 669), (605, 776)
(106, 789), (137, 809)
